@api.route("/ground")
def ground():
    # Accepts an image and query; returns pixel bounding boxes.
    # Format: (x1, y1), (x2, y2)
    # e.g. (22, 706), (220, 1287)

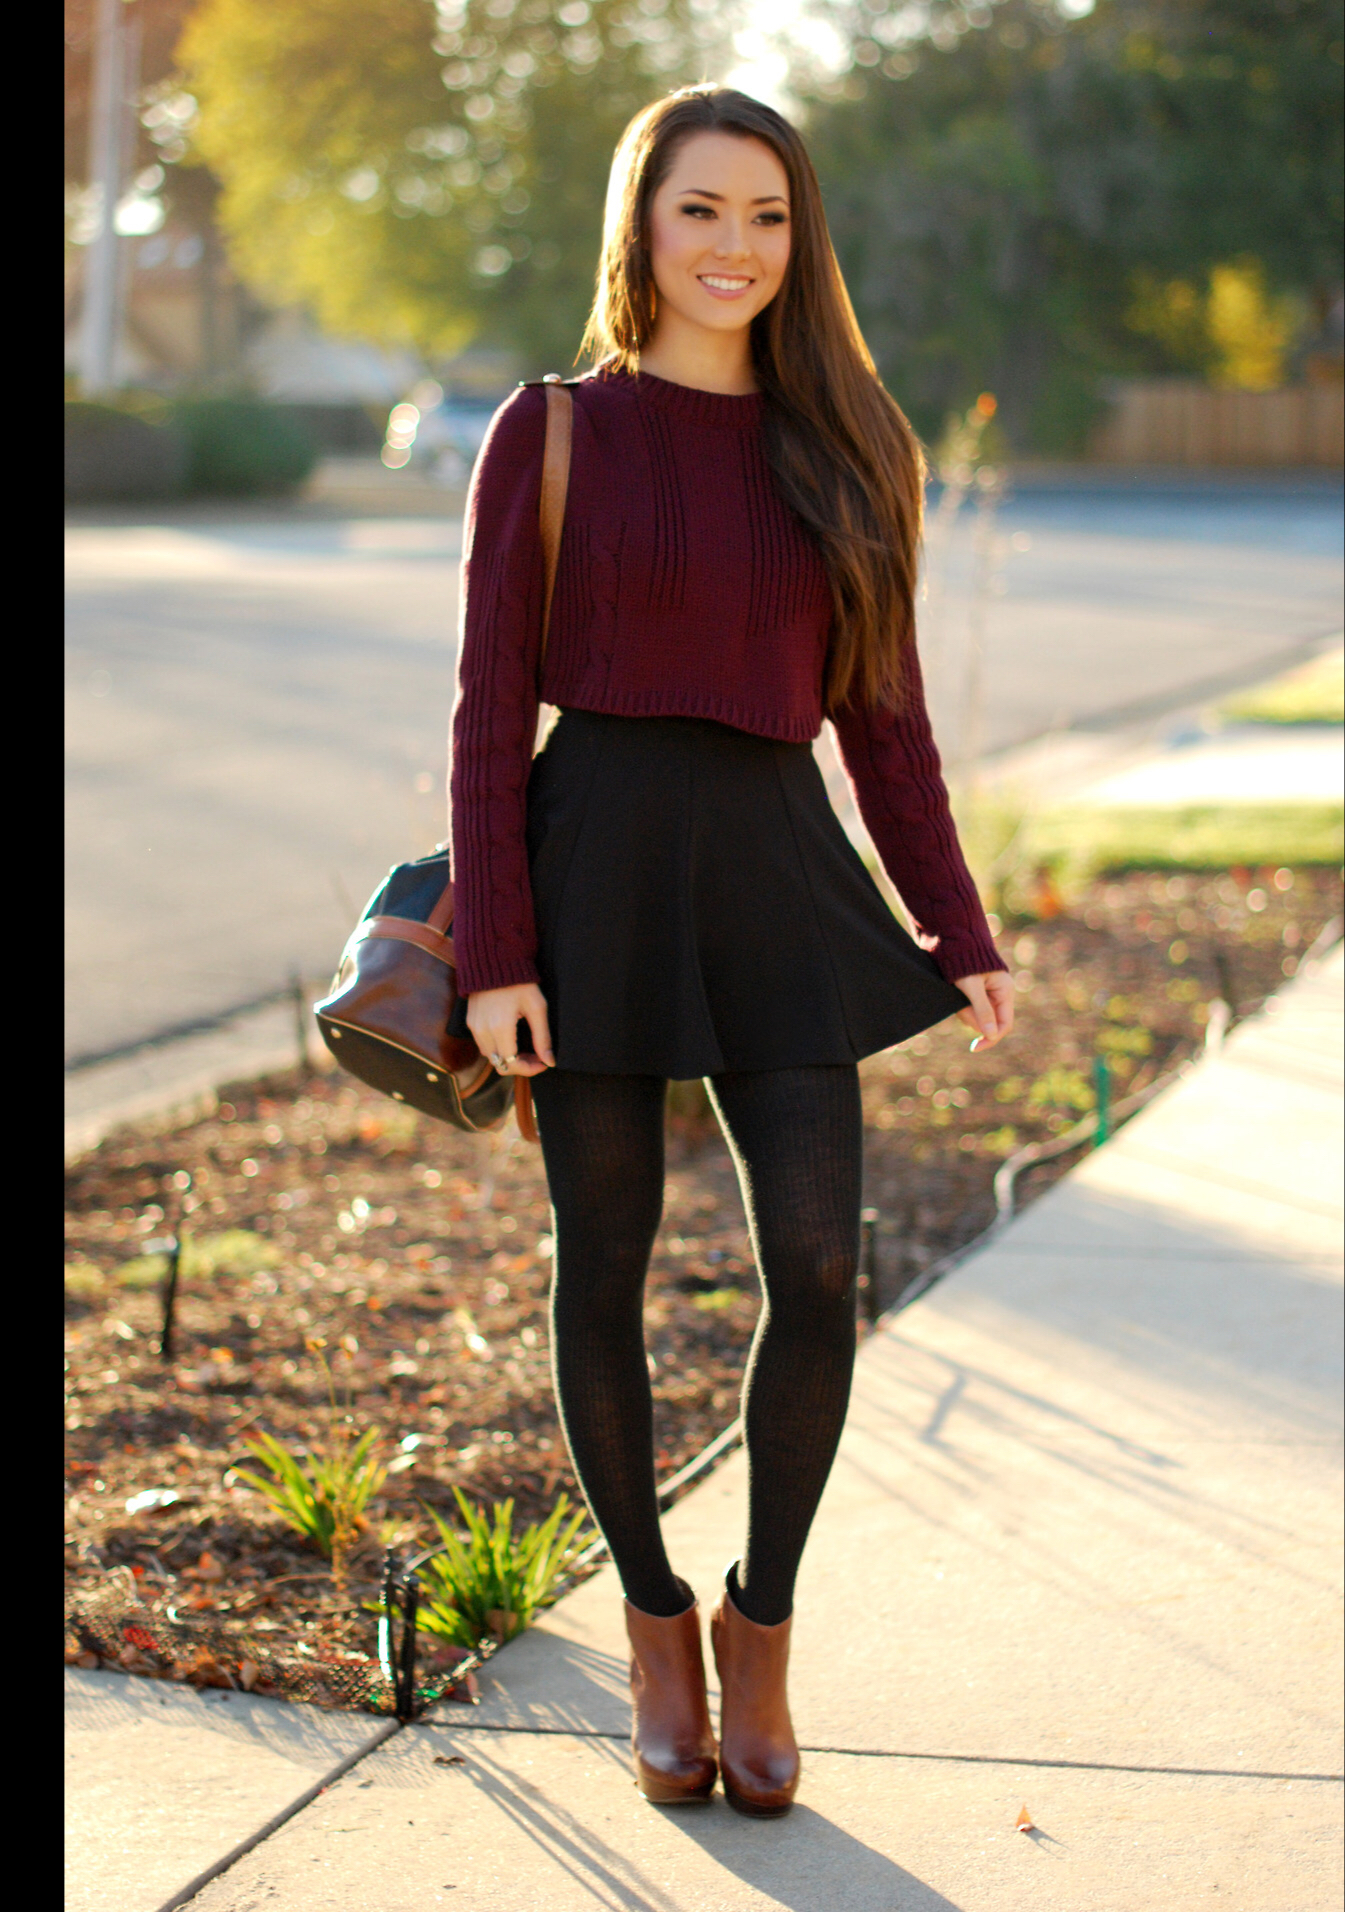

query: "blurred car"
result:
(381, 382), (503, 483)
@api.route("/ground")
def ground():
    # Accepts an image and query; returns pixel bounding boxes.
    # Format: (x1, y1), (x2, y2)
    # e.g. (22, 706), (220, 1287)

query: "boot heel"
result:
(722, 1779), (793, 1818)
(637, 1767), (715, 1805)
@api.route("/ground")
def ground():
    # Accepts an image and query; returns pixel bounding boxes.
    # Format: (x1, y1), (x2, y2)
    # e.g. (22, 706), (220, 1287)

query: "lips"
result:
(698, 275), (754, 296)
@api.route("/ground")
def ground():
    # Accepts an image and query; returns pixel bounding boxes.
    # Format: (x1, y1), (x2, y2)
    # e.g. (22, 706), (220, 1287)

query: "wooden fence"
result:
(1088, 380), (1344, 467)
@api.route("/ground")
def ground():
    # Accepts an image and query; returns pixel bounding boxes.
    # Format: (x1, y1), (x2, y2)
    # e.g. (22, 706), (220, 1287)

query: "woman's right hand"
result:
(466, 984), (555, 1077)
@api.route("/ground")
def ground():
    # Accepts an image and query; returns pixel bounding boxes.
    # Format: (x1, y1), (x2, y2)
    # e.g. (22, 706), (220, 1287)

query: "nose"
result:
(713, 222), (751, 261)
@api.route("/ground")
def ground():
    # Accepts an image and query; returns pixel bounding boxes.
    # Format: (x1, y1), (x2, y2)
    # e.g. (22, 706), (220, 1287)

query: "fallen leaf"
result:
(238, 1659), (261, 1691)
(172, 1648), (236, 1689)
(1015, 1805), (1035, 1832)
(68, 1648), (99, 1670)
(186, 1551), (226, 1583)
(422, 1643), (471, 1669)
(433, 1754), (466, 1767)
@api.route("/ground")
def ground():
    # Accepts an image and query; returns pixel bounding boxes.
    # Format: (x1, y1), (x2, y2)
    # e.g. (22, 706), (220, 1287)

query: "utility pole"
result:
(81, 0), (128, 395)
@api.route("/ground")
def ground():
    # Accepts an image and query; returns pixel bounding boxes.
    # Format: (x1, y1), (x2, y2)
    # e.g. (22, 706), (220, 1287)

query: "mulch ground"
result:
(65, 864), (1340, 1696)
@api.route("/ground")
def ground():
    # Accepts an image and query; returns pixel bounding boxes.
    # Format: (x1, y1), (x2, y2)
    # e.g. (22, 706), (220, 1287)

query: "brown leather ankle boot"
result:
(624, 1578), (717, 1804)
(709, 1565), (800, 1817)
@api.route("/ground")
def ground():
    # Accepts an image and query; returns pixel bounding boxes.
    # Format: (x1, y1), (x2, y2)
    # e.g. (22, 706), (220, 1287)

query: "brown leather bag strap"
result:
(514, 1075), (538, 1143)
(426, 880), (455, 935)
(538, 377), (573, 677)
(357, 916), (456, 964)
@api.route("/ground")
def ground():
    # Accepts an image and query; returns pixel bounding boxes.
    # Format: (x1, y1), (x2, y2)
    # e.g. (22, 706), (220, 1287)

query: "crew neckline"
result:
(595, 365), (765, 428)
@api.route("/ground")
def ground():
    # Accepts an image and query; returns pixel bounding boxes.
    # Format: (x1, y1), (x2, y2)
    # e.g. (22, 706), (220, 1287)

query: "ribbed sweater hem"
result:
(929, 929), (1008, 985)
(540, 686), (821, 746)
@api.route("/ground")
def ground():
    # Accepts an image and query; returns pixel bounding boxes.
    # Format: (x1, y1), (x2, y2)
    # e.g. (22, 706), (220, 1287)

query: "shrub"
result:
(414, 1487), (589, 1648)
(234, 1424), (387, 1590)
(171, 397), (317, 496)
(65, 400), (187, 502)
(232, 1337), (388, 1590)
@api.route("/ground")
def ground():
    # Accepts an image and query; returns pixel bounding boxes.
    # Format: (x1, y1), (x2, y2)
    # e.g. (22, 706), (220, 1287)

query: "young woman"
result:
(450, 86), (1013, 1817)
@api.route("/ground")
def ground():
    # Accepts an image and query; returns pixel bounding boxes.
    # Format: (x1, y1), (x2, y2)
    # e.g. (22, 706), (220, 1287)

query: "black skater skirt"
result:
(521, 708), (968, 1078)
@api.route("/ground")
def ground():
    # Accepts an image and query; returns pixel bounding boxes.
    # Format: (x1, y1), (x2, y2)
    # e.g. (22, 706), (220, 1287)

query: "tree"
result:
(796, 0), (1344, 450)
(176, 0), (731, 369)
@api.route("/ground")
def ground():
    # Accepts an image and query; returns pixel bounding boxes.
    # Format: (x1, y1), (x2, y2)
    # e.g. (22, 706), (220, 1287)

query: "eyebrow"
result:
(675, 188), (788, 205)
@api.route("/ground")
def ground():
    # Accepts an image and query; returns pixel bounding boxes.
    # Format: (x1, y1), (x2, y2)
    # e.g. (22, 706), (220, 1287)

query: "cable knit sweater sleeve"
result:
(830, 643), (1008, 985)
(448, 384), (548, 997)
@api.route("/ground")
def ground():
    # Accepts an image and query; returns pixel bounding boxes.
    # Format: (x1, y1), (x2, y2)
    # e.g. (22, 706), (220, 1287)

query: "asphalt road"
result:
(65, 480), (1342, 1064)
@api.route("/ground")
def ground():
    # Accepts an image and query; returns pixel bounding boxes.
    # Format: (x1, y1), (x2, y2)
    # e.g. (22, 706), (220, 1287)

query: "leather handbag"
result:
(313, 377), (574, 1141)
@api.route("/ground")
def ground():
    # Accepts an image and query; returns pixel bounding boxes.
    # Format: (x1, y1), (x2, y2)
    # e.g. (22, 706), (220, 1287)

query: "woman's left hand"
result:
(954, 971), (1015, 1053)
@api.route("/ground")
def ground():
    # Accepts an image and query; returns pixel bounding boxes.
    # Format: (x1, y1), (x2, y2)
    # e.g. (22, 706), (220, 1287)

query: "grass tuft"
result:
(413, 1487), (590, 1649)
(232, 1343), (386, 1591)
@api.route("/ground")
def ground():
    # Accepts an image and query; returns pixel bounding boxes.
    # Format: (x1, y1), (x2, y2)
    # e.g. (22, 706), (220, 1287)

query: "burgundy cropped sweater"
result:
(448, 367), (1006, 998)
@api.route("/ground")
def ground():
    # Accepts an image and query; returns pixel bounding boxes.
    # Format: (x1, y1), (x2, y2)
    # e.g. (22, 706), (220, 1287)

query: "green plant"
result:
(170, 398), (317, 497)
(413, 1487), (589, 1649)
(64, 1261), (107, 1301)
(113, 1228), (280, 1291)
(232, 1343), (386, 1590)
(1020, 804), (1344, 883)
(234, 1425), (387, 1588)
(691, 1288), (743, 1312)
(1027, 1067), (1096, 1116)
(65, 398), (188, 502)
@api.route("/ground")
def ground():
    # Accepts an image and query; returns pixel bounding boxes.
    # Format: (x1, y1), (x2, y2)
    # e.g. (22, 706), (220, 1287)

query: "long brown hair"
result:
(581, 85), (925, 715)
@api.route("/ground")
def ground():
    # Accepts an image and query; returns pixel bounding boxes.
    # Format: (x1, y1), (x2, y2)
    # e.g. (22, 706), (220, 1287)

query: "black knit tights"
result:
(530, 1064), (862, 1626)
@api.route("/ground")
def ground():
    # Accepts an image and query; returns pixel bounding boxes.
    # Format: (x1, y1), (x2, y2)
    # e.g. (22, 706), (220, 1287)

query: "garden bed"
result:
(65, 865), (1340, 1704)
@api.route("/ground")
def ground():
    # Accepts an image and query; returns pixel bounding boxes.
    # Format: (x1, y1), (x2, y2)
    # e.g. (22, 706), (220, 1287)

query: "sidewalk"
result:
(65, 950), (1343, 1911)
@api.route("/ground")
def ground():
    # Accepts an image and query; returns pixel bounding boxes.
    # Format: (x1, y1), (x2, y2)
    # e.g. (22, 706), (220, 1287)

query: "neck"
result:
(637, 308), (757, 395)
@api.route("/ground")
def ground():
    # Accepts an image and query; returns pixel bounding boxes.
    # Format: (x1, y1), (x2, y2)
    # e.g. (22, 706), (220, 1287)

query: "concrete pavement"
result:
(65, 945), (1343, 1910)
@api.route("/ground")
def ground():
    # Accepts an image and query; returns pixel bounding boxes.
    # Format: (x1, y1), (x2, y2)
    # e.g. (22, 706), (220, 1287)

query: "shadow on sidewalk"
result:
(432, 1728), (963, 1912)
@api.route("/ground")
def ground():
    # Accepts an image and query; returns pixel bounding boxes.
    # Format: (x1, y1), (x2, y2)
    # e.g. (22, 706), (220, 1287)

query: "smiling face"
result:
(645, 130), (792, 339)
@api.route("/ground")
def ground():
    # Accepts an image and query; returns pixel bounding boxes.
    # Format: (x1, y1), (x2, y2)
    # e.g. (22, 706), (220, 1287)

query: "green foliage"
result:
(691, 1287), (743, 1311)
(1027, 1066), (1096, 1114)
(1218, 649), (1345, 726)
(65, 396), (317, 501)
(799, 0), (1344, 450)
(1126, 260), (1304, 391)
(107, 1257), (170, 1291)
(111, 1228), (281, 1293)
(64, 1261), (109, 1301)
(413, 1486), (589, 1648)
(234, 1424), (388, 1580)
(1096, 1023), (1153, 1057)
(65, 399), (188, 502)
(189, 1228), (284, 1277)
(1021, 803), (1345, 880)
(177, 0), (733, 367)
(172, 398), (317, 496)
